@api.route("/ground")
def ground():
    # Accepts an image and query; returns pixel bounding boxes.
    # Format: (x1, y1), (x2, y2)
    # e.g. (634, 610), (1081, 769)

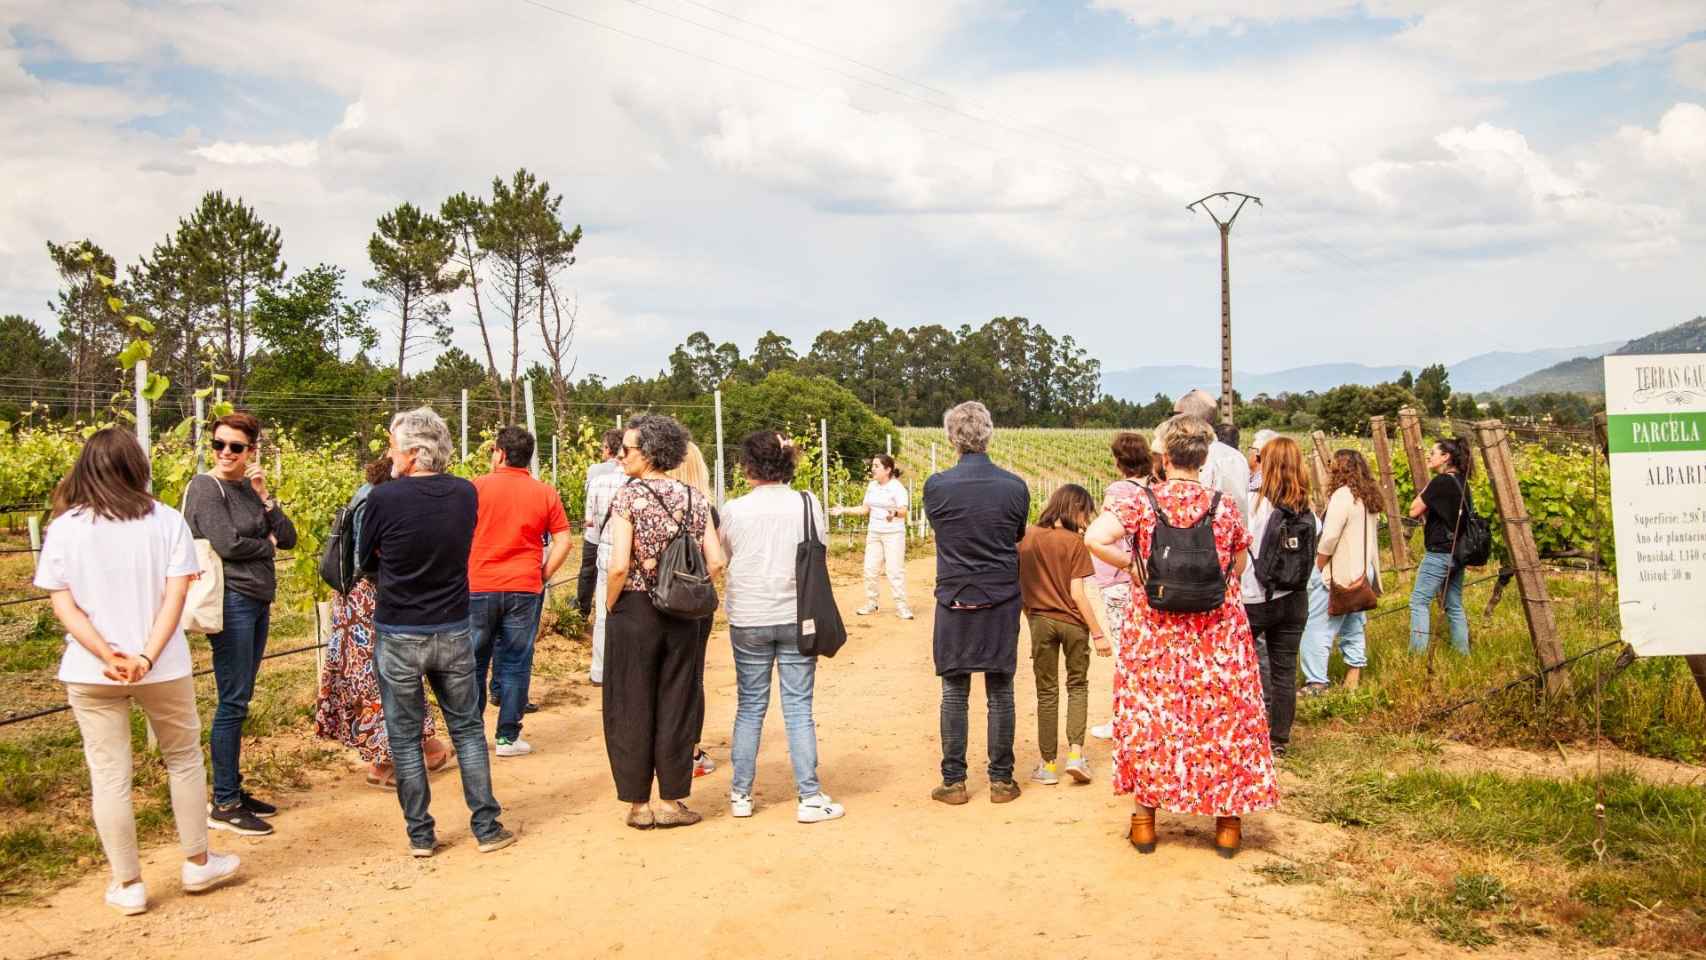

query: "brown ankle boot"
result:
(1129, 807), (1156, 854)
(1214, 817), (1241, 859)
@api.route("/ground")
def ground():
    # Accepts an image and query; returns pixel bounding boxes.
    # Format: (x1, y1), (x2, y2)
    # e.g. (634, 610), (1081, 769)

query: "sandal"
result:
(365, 765), (397, 789)
(626, 806), (656, 830)
(653, 802), (703, 829)
(424, 744), (452, 773)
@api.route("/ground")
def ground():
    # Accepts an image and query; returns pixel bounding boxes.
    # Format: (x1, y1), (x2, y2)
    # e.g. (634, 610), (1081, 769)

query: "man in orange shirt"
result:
(469, 426), (573, 757)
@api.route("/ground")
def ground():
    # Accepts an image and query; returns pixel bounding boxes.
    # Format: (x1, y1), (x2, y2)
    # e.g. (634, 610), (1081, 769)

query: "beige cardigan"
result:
(1318, 486), (1381, 591)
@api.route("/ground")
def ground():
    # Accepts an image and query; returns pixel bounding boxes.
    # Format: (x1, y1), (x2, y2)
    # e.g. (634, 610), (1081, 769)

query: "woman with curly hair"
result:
(603, 415), (727, 829)
(314, 458), (451, 786)
(1301, 449), (1385, 694)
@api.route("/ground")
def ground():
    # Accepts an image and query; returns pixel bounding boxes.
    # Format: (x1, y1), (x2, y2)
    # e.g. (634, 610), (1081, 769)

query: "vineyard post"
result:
(27, 515), (42, 571)
(714, 389), (726, 508)
(1308, 430), (1332, 513)
(551, 435), (558, 485)
(886, 434), (892, 456)
(1398, 406), (1427, 493)
(1368, 416), (1411, 569)
(135, 360), (151, 488)
(930, 442), (937, 476)
(523, 379), (539, 478)
(193, 394), (206, 473)
(273, 444), (281, 485)
(1472, 418), (1566, 693)
(460, 389), (469, 461)
(820, 418), (829, 527)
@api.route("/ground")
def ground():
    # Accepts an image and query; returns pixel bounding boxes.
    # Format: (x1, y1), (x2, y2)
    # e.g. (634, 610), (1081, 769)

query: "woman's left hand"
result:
(1092, 634), (1112, 657)
(246, 463), (269, 500)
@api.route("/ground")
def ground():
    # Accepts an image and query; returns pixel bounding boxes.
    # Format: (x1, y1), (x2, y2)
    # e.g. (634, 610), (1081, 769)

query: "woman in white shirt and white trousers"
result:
(832, 454), (913, 620)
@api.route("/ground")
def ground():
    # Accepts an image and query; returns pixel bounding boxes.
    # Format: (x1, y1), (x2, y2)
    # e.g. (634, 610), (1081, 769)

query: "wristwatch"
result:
(263, 496), (280, 512)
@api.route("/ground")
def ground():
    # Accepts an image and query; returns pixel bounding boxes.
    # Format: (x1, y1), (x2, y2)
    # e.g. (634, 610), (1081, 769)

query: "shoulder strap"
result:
(1199, 491), (1223, 528)
(1140, 483), (1171, 528)
(801, 491), (820, 542)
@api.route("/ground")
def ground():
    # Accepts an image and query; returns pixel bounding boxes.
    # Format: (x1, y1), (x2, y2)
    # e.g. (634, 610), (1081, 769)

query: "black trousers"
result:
(602, 591), (704, 802)
(575, 535), (599, 616)
(1247, 590), (1308, 750)
(694, 616), (712, 747)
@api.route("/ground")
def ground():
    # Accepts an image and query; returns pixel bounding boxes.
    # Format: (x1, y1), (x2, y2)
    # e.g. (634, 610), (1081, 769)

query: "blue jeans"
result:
(1410, 550), (1469, 654)
(208, 588), (271, 807)
(940, 672), (1016, 784)
(729, 624), (821, 799)
(373, 624), (503, 848)
(469, 591), (544, 741)
(1300, 570), (1369, 685)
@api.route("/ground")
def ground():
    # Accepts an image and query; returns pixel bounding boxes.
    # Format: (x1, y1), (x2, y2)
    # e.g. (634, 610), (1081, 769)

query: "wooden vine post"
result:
(1367, 416), (1411, 569)
(1471, 418), (1566, 693)
(1397, 406), (1427, 493)
(1307, 430), (1332, 513)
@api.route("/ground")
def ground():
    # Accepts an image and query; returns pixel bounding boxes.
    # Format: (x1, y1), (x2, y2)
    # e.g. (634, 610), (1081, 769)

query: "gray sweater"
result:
(183, 473), (298, 603)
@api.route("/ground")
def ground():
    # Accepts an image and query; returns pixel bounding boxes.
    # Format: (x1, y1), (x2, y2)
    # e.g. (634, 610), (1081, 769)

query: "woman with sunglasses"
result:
(184, 411), (297, 837)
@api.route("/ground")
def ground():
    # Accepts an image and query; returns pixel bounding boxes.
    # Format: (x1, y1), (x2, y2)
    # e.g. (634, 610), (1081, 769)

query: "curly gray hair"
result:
(391, 407), (454, 474)
(944, 401), (994, 455)
(628, 414), (690, 472)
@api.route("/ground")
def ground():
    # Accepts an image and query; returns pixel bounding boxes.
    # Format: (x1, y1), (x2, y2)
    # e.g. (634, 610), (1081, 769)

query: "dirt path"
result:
(5, 556), (1490, 960)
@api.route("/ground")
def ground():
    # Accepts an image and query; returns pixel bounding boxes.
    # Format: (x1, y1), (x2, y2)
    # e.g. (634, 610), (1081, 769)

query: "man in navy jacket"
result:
(923, 401), (1030, 806)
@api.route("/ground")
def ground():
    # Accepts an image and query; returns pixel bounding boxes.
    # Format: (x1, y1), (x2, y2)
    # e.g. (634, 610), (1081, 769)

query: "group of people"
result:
(37, 387), (1482, 914)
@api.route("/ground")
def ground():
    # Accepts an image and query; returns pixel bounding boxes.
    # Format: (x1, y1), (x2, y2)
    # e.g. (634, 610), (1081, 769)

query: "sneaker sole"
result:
(1065, 766), (1091, 784)
(1031, 777), (1059, 785)
(410, 847), (437, 858)
(495, 750), (531, 758)
(477, 834), (517, 853)
(206, 818), (273, 837)
(797, 809), (845, 823)
(182, 870), (239, 894)
(107, 900), (147, 916)
(207, 802), (277, 819)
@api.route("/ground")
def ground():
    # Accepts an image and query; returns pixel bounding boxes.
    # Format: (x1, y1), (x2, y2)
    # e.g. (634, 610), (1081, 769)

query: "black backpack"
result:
(1252, 499), (1318, 601)
(1450, 476), (1493, 568)
(641, 480), (720, 620)
(795, 493), (847, 658)
(318, 499), (362, 595)
(1138, 485), (1231, 614)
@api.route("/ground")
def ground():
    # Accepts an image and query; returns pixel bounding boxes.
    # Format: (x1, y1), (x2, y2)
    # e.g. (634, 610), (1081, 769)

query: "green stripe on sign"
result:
(1607, 412), (1706, 453)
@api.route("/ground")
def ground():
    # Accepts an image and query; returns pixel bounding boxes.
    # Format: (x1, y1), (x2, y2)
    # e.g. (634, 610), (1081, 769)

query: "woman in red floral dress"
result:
(1086, 414), (1277, 858)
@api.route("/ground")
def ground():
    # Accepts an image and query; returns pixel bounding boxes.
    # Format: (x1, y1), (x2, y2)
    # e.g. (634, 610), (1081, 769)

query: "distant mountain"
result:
(1102, 341), (1620, 403)
(1494, 318), (1706, 397)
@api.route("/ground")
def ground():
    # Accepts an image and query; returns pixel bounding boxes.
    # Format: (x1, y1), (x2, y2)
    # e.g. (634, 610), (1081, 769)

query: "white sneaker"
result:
(182, 852), (240, 893)
(855, 602), (879, 616)
(1090, 721), (1114, 740)
(495, 737), (532, 757)
(105, 880), (146, 916)
(796, 793), (845, 823)
(730, 792), (754, 818)
(896, 606), (915, 620)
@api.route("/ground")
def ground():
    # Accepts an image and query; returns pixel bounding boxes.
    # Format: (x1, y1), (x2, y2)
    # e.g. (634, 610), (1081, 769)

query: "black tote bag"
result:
(795, 492), (847, 658)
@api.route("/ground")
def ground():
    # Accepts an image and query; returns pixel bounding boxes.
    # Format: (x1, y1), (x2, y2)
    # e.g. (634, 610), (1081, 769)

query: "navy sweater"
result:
(357, 473), (478, 628)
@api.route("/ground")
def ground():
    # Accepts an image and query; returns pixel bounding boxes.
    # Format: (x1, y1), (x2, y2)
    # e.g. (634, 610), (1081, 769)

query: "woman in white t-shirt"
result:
(831, 454), (912, 620)
(34, 429), (241, 917)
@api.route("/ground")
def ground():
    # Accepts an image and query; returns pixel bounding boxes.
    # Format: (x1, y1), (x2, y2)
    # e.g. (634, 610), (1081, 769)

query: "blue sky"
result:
(3, 0), (1704, 386)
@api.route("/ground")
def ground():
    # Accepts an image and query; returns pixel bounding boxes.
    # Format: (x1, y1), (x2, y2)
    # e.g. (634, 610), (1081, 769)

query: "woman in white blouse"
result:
(831, 454), (912, 620)
(719, 432), (845, 823)
(1300, 450), (1384, 693)
(35, 429), (241, 916)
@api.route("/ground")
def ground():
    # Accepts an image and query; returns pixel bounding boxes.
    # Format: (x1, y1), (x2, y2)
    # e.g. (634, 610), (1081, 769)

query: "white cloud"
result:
(1088, 0), (1359, 32)
(192, 139), (321, 166)
(1674, 40), (1706, 92)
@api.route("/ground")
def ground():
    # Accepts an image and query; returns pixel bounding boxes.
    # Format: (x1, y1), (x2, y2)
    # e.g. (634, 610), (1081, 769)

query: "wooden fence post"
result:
(1308, 430), (1332, 513)
(1471, 418), (1566, 693)
(1397, 406), (1427, 494)
(1368, 416), (1411, 570)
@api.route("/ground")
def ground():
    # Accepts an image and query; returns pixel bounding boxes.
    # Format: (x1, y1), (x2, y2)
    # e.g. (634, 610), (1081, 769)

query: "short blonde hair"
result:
(668, 441), (712, 498)
(1157, 414), (1214, 471)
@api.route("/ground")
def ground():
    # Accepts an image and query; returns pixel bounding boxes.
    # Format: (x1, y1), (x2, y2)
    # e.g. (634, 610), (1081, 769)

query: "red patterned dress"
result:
(313, 579), (436, 763)
(1107, 480), (1278, 816)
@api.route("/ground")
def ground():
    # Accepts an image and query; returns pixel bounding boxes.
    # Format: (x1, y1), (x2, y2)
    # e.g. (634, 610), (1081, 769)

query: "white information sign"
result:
(1606, 353), (1706, 656)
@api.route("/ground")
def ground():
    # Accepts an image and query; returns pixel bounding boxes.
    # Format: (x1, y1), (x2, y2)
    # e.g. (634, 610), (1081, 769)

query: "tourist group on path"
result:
(35, 388), (1481, 915)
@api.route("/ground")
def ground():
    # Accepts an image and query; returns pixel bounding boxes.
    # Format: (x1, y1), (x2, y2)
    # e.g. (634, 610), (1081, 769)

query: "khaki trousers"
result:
(66, 676), (209, 883)
(863, 530), (908, 608)
(1028, 614), (1090, 762)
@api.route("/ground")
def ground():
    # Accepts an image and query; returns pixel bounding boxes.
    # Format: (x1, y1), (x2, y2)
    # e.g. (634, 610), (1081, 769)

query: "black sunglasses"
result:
(210, 439), (251, 454)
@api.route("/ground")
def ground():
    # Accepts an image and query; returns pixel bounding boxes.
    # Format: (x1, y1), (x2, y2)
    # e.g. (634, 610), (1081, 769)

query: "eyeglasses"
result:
(210, 440), (251, 455)
(621, 444), (642, 457)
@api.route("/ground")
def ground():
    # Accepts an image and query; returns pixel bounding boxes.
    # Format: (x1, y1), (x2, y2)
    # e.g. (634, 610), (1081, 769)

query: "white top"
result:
(719, 484), (828, 628)
(1201, 440), (1251, 522)
(583, 461), (627, 546)
(33, 504), (202, 685)
(862, 479), (908, 535)
(1239, 495), (1320, 604)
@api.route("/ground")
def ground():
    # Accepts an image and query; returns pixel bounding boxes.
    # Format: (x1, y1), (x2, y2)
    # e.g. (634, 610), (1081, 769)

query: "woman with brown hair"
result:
(1239, 436), (1315, 756)
(314, 458), (451, 786)
(1085, 415), (1276, 859)
(1301, 449), (1384, 693)
(1089, 432), (1151, 742)
(832, 453), (912, 620)
(1018, 483), (1109, 785)
(35, 429), (241, 915)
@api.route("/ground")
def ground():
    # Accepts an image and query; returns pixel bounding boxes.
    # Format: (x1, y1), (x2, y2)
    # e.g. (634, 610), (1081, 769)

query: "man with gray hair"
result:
(1175, 388), (1251, 518)
(922, 401), (1030, 805)
(358, 407), (514, 857)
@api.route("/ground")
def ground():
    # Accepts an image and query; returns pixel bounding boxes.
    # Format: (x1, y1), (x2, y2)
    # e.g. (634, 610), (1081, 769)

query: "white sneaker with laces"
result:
(730, 792), (754, 818)
(796, 793), (845, 823)
(1090, 721), (1114, 740)
(496, 737), (532, 757)
(896, 606), (915, 620)
(105, 880), (146, 916)
(855, 602), (879, 616)
(182, 852), (241, 893)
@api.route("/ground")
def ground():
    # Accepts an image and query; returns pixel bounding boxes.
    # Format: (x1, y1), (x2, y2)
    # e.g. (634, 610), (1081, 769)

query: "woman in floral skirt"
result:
(314, 459), (450, 786)
(1085, 414), (1277, 859)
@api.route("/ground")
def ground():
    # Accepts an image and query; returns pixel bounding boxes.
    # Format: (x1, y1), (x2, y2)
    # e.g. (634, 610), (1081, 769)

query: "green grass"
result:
(0, 607), (63, 673)
(1285, 734), (1706, 952)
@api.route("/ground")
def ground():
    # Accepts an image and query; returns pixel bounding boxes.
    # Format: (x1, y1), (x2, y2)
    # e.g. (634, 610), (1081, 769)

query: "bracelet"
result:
(138, 653), (154, 669)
